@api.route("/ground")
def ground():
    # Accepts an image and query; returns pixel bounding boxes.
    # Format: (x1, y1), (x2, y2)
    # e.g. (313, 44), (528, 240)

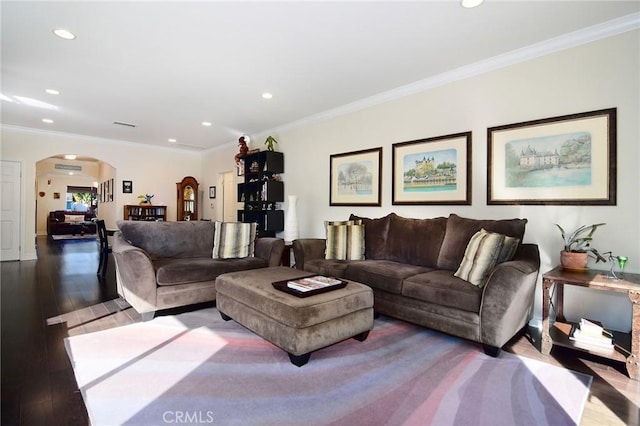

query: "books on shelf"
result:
(569, 318), (614, 349)
(287, 276), (342, 292)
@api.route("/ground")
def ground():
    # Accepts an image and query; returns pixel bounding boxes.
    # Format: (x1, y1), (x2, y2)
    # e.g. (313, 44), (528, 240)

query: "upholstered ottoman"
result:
(215, 266), (374, 366)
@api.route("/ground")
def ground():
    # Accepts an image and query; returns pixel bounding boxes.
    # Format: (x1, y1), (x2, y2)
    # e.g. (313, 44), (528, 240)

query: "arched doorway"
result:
(35, 155), (116, 236)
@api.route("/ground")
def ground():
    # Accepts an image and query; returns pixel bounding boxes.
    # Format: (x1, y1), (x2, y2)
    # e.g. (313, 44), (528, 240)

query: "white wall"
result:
(260, 31), (640, 332)
(200, 142), (243, 221)
(1, 128), (203, 259)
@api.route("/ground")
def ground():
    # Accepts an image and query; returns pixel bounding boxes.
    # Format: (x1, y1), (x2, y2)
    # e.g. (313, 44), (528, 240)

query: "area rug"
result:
(65, 308), (592, 426)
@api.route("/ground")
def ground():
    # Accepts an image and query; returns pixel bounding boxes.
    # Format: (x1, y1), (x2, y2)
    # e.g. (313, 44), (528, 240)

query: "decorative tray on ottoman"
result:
(272, 275), (347, 298)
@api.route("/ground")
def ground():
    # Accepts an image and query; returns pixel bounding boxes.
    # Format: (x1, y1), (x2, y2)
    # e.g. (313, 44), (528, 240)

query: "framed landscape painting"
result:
(487, 108), (616, 205)
(392, 132), (471, 205)
(329, 147), (382, 206)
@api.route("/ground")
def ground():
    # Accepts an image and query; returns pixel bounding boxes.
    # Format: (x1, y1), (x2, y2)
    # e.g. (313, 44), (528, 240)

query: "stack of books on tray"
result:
(569, 318), (614, 350)
(287, 276), (342, 292)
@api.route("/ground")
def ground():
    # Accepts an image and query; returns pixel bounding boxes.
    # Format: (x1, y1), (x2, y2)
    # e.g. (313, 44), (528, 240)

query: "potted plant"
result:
(555, 223), (607, 270)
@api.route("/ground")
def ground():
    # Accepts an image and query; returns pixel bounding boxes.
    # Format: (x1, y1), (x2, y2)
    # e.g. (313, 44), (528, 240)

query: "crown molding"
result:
(271, 12), (640, 135)
(0, 124), (203, 154)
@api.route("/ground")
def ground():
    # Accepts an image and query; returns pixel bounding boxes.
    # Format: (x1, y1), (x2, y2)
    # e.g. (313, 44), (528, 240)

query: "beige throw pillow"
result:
(324, 220), (365, 260)
(454, 229), (505, 287)
(212, 221), (257, 259)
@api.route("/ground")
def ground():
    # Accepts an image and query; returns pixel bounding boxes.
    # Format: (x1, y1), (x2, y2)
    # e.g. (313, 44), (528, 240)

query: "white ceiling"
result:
(2, 1), (639, 151)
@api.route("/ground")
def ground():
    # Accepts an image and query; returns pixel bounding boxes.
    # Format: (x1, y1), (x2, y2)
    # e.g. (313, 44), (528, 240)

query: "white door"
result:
(222, 171), (236, 222)
(0, 160), (22, 261)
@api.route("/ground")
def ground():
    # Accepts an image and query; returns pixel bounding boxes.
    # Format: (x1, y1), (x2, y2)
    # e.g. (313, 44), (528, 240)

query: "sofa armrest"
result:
(112, 233), (159, 314)
(292, 239), (326, 270)
(255, 237), (285, 266)
(479, 243), (540, 348)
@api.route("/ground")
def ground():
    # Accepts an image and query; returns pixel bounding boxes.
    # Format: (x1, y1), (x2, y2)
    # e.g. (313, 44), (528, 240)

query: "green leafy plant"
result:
(555, 223), (607, 262)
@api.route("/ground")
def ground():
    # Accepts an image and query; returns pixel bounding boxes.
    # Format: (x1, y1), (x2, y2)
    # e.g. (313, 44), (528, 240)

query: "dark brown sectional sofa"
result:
(293, 213), (540, 356)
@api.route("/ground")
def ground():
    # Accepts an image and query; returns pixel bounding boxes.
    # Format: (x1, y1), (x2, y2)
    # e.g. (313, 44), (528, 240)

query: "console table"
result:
(541, 266), (640, 380)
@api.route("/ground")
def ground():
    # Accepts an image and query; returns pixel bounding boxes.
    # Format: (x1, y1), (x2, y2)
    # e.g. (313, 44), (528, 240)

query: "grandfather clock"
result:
(176, 176), (199, 221)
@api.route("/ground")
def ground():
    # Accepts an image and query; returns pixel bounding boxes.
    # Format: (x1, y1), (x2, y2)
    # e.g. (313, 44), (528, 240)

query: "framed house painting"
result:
(329, 147), (382, 206)
(392, 132), (471, 205)
(487, 108), (616, 205)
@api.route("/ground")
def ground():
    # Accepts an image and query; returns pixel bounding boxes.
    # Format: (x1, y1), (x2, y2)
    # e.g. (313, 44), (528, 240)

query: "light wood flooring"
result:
(1, 236), (638, 425)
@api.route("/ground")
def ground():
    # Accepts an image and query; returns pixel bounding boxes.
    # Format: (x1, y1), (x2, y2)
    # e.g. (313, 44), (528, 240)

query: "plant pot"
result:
(139, 202), (152, 206)
(560, 250), (588, 271)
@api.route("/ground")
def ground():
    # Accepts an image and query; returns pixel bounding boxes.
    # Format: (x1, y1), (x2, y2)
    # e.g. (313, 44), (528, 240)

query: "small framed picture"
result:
(123, 180), (133, 194)
(329, 147), (382, 206)
(209, 186), (216, 199)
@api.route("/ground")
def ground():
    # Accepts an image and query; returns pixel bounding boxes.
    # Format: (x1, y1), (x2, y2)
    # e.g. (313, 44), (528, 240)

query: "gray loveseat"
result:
(293, 213), (540, 356)
(113, 220), (284, 320)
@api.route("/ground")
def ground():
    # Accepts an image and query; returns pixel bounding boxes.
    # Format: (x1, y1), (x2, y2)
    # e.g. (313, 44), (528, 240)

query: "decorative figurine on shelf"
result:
(264, 135), (278, 151)
(603, 251), (629, 280)
(138, 194), (154, 206)
(235, 135), (250, 165)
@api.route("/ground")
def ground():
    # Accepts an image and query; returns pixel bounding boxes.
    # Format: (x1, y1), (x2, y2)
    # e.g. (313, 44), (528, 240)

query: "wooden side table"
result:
(541, 266), (640, 380)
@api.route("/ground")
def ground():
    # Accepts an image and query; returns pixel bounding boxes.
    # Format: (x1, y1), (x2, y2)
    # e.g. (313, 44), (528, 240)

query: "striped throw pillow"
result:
(454, 229), (505, 287)
(497, 235), (520, 263)
(212, 222), (257, 259)
(325, 222), (365, 260)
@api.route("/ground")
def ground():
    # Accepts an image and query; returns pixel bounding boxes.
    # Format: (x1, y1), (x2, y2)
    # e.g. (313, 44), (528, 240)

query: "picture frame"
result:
(329, 147), (382, 206)
(122, 180), (133, 194)
(209, 186), (216, 199)
(392, 132), (471, 205)
(110, 178), (114, 201)
(487, 108), (616, 205)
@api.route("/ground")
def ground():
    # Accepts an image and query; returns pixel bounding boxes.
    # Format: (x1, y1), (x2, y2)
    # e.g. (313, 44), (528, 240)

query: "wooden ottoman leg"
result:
(288, 352), (311, 367)
(353, 331), (370, 342)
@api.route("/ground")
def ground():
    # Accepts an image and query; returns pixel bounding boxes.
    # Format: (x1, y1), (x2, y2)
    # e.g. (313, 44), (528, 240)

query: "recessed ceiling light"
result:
(262, 93), (273, 100)
(168, 138), (177, 143)
(53, 28), (76, 40)
(64, 154), (77, 160)
(461, 0), (484, 8)
(45, 89), (60, 95)
(42, 118), (54, 124)
(202, 122), (212, 127)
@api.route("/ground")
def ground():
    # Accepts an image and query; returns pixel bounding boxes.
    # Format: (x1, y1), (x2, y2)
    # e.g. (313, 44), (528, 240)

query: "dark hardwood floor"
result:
(1, 236), (638, 425)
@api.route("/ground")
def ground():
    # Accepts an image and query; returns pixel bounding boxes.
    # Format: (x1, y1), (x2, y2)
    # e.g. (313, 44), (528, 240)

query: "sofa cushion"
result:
(345, 260), (432, 295)
(325, 222), (365, 260)
(155, 257), (267, 286)
(454, 229), (505, 287)
(385, 214), (447, 267)
(437, 214), (527, 270)
(402, 270), (483, 313)
(213, 221), (257, 259)
(349, 213), (392, 260)
(303, 259), (352, 278)
(117, 220), (216, 259)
